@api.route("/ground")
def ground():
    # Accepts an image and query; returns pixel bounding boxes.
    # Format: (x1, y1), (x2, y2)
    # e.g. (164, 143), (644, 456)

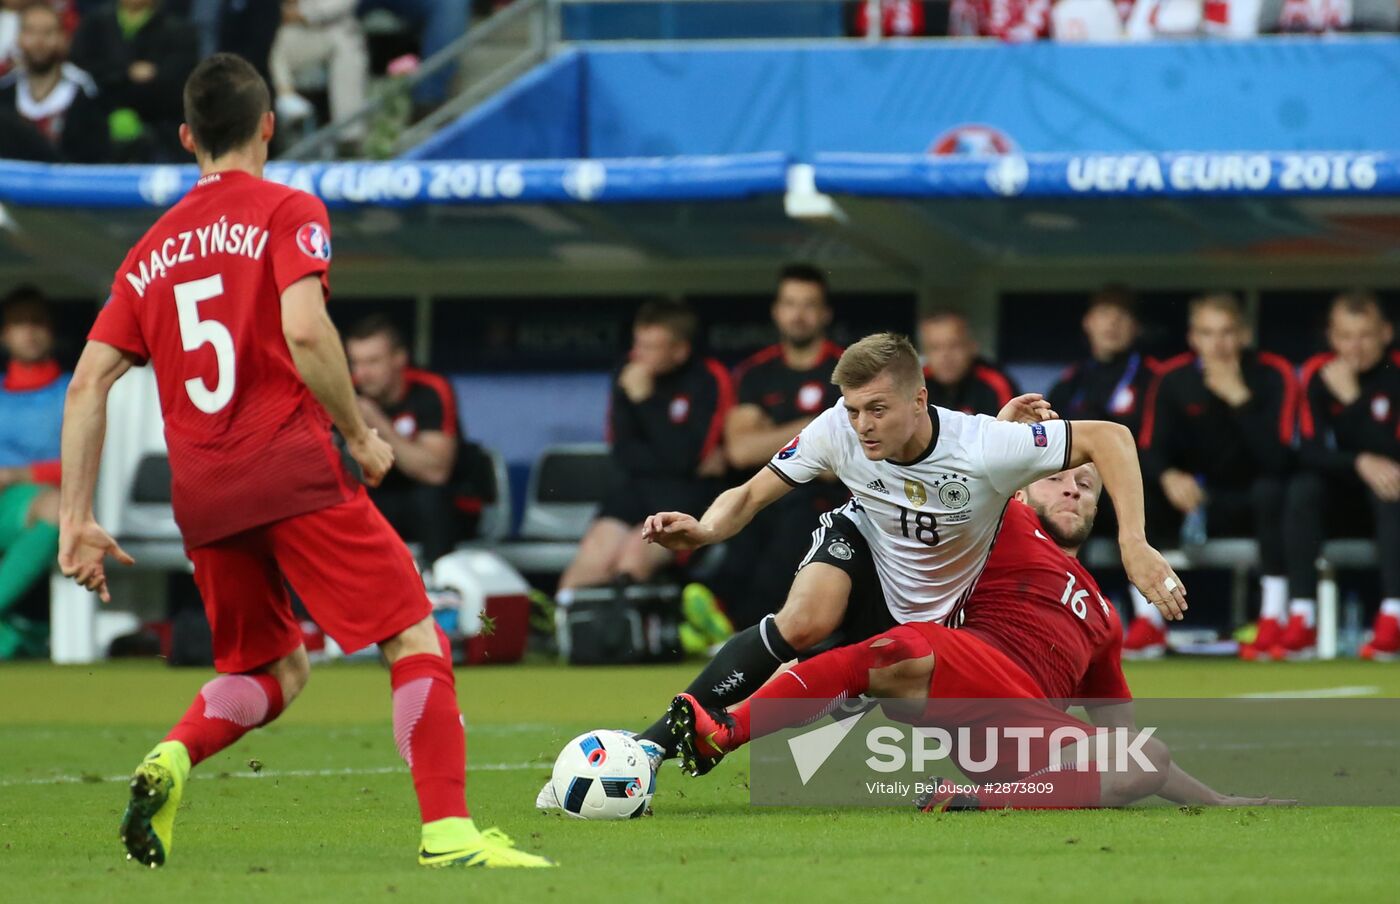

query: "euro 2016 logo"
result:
(296, 222), (332, 261)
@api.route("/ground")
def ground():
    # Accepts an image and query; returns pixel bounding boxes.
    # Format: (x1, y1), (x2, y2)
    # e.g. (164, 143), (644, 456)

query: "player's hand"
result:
(641, 511), (712, 551)
(1319, 358), (1361, 406)
(1355, 452), (1400, 502)
(347, 428), (394, 487)
(58, 518), (135, 604)
(1121, 538), (1187, 621)
(996, 393), (1059, 424)
(1160, 469), (1206, 514)
(618, 362), (654, 403)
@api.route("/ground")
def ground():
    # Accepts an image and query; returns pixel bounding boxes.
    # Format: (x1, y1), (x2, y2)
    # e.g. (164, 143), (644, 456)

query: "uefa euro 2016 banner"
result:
(811, 152), (1400, 199)
(1, 151), (1398, 209)
(0, 154), (791, 209)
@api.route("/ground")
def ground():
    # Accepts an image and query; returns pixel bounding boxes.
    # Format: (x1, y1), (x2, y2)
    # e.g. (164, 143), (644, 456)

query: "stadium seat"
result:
(494, 443), (609, 575)
(519, 443), (610, 540)
(51, 369), (186, 664)
(473, 446), (513, 543)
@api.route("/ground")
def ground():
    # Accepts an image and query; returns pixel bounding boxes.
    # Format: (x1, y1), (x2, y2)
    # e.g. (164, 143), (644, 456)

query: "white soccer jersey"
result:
(767, 402), (1073, 624)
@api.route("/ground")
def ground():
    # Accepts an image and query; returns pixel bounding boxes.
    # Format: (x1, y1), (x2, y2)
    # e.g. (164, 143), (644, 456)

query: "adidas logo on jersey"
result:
(866, 479), (890, 495)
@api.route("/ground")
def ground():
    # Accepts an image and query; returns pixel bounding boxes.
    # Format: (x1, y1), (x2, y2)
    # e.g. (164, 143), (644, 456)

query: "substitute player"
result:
(672, 464), (1286, 809)
(58, 54), (550, 870)
(630, 332), (1185, 762)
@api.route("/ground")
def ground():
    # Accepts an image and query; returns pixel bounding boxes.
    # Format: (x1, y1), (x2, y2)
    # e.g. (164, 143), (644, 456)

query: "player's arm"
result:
(58, 340), (136, 602)
(643, 466), (793, 551)
(280, 275), (393, 486)
(1085, 703), (1291, 806)
(724, 404), (815, 469)
(381, 429), (456, 486)
(1068, 420), (1187, 619)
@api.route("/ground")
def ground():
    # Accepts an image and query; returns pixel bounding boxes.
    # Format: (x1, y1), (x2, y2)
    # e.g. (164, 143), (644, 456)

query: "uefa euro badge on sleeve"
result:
(1031, 423), (1048, 447)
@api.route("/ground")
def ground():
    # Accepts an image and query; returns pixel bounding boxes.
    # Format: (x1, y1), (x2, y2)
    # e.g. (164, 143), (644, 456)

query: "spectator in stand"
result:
(0, 287), (68, 659)
(1049, 285), (1158, 434)
(1048, 285), (1159, 535)
(949, 0), (1052, 40)
(268, 0), (367, 149)
(0, 0), (25, 74)
(1286, 292), (1400, 662)
(345, 314), (493, 566)
(918, 309), (1018, 415)
(70, 0), (197, 162)
(709, 264), (846, 630)
(0, 3), (108, 162)
(357, 0), (468, 116)
(852, 0), (929, 36)
(555, 300), (734, 599)
(1136, 293), (1297, 659)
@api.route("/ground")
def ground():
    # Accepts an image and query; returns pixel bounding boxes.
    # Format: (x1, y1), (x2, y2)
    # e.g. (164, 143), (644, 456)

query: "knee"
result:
(27, 488), (59, 526)
(380, 615), (443, 663)
(774, 594), (843, 652)
(866, 633), (935, 699)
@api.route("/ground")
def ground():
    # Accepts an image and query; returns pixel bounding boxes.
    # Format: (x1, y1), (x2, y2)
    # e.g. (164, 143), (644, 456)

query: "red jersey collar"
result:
(4, 358), (62, 391)
(195, 169), (259, 190)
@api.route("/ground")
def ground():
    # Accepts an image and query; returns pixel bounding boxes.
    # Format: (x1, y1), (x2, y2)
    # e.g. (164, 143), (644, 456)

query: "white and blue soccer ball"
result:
(550, 730), (654, 820)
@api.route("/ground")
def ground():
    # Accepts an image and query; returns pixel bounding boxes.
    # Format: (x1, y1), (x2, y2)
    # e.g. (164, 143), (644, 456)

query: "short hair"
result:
(1, 284), (50, 328)
(918, 308), (970, 329)
(1188, 292), (1244, 326)
(634, 299), (697, 344)
(20, 3), (61, 27)
(1087, 284), (1137, 318)
(777, 263), (828, 299)
(1331, 289), (1387, 323)
(345, 313), (406, 351)
(831, 332), (922, 392)
(182, 53), (271, 161)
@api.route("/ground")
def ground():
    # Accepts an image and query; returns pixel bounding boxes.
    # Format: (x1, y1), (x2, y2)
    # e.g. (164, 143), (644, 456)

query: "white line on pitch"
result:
(1236, 685), (1382, 699)
(0, 761), (548, 789)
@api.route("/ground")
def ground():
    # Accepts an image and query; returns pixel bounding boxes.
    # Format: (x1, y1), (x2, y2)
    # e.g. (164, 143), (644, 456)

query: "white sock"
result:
(1290, 599), (1316, 629)
(1381, 599), (1400, 618)
(1130, 586), (1164, 626)
(1260, 575), (1288, 622)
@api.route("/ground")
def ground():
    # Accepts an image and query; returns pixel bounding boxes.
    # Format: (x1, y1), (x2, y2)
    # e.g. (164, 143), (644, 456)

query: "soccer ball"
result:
(550, 730), (654, 820)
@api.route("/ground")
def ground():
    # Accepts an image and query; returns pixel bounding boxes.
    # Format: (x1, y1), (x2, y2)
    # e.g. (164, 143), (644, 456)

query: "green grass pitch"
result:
(2, 658), (1398, 903)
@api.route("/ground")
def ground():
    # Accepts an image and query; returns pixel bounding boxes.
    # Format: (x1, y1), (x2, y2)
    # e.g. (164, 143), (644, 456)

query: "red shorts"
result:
(887, 623), (1097, 782)
(187, 489), (431, 674)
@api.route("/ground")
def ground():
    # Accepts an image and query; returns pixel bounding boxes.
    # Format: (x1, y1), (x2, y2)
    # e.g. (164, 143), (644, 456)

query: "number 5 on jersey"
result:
(175, 275), (235, 414)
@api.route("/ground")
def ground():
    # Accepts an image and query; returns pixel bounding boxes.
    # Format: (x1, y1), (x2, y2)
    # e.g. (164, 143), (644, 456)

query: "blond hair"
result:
(831, 332), (923, 393)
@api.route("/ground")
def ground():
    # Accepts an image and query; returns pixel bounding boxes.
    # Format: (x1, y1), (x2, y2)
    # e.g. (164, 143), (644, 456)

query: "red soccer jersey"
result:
(89, 169), (356, 549)
(959, 499), (1130, 702)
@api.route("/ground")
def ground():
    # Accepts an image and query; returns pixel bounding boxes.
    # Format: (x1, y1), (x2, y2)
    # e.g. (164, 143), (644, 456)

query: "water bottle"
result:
(1179, 475), (1208, 547)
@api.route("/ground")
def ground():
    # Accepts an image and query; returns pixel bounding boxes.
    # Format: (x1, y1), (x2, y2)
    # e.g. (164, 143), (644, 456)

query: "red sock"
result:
(728, 640), (876, 748)
(391, 652), (469, 823)
(964, 768), (1102, 810)
(165, 673), (285, 766)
